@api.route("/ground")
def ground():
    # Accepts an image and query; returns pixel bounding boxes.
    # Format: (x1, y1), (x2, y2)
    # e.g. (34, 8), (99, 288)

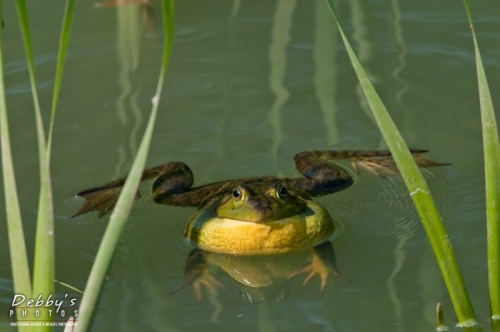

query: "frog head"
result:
(215, 183), (307, 223)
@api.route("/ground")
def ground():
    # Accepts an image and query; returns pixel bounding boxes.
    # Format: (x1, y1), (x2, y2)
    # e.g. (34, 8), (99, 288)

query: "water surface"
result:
(1, 0), (499, 331)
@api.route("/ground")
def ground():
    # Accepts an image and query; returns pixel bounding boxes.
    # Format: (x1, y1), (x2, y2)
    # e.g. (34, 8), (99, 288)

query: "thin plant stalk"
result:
(437, 303), (447, 330)
(324, 0), (478, 325)
(47, 0), (76, 155)
(16, 0), (55, 327)
(462, 0), (500, 327)
(74, 1), (175, 331)
(0, 1), (32, 330)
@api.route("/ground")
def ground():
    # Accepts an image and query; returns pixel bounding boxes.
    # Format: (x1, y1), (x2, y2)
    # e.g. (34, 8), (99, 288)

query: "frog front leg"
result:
(290, 149), (448, 197)
(288, 241), (347, 291)
(170, 249), (224, 300)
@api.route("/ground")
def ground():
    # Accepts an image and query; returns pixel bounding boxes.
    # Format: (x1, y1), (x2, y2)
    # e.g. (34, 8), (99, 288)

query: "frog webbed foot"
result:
(171, 270), (225, 300)
(288, 256), (336, 292)
(350, 149), (450, 177)
(288, 242), (349, 292)
(72, 186), (125, 218)
(191, 271), (225, 300)
(170, 249), (225, 300)
(72, 162), (192, 218)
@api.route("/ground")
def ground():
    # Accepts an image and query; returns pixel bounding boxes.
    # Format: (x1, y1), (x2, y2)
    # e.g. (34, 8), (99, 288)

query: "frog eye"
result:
(233, 188), (242, 199)
(276, 184), (287, 198)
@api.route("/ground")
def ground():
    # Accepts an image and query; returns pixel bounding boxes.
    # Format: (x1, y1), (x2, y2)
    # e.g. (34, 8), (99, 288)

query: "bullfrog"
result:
(74, 149), (446, 255)
(74, 149), (446, 294)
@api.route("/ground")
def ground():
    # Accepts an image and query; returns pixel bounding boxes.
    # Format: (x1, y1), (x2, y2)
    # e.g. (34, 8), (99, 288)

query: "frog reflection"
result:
(172, 241), (345, 300)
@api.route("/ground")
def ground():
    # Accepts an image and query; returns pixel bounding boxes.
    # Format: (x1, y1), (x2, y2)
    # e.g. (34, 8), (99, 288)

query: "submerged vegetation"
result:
(0, 0), (498, 331)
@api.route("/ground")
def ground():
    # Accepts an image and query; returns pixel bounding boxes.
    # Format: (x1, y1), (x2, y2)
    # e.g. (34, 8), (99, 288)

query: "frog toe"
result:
(171, 270), (224, 300)
(289, 256), (331, 292)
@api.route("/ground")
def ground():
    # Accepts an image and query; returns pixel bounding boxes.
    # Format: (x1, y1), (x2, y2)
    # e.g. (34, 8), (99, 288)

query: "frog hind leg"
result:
(292, 149), (449, 196)
(72, 162), (196, 218)
(345, 149), (450, 177)
(72, 186), (123, 218)
(292, 151), (355, 196)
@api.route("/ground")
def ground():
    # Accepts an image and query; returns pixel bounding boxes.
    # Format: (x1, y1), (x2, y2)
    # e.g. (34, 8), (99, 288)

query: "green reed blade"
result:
(47, 0), (75, 154)
(324, 0), (478, 325)
(462, 0), (500, 326)
(16, 0), (55, 328)
(75, 1), (175, 331)
(0, 2), (33, 330)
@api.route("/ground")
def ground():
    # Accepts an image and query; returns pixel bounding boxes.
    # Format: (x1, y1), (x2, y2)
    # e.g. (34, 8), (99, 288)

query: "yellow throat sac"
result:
(184, 200), (335, 255)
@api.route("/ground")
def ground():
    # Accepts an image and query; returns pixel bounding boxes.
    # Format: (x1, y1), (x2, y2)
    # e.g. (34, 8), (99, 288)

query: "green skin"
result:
(75, 149), (445, 222)
(74, 149), (446, 294)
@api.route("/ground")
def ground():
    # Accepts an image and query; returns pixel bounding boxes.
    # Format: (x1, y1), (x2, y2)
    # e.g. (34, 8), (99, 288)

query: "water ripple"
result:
(326, 166), (485, 246)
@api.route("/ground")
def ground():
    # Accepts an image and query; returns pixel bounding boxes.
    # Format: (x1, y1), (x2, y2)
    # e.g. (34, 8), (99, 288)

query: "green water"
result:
(1, 0), (500, 331)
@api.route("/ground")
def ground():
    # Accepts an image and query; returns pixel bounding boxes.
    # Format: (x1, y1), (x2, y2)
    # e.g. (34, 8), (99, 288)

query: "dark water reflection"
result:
(1, 0), (499, 331)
